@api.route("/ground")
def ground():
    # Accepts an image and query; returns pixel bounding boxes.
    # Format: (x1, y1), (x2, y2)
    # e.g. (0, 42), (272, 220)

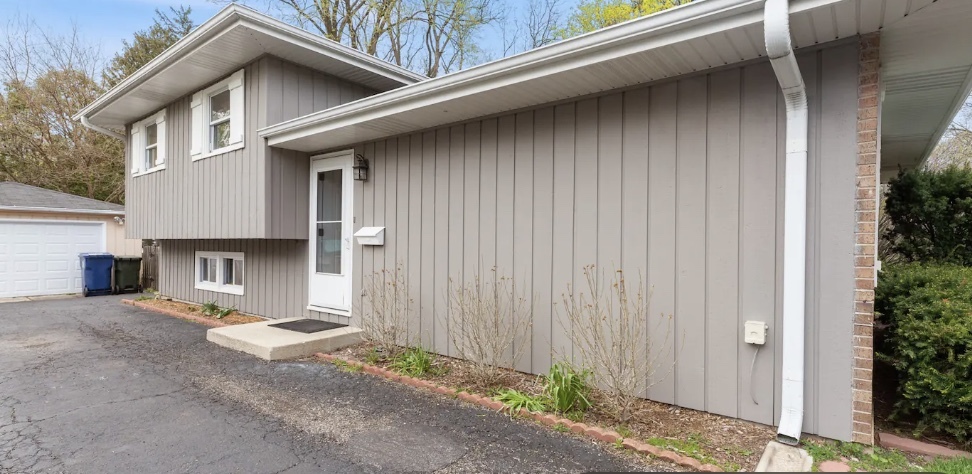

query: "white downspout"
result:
(764, 0), (808, 445)
(80, 115), (126, 141)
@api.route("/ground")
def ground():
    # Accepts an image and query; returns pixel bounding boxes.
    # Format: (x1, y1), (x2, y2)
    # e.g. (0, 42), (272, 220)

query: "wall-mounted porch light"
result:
(353, 154), (369, 181)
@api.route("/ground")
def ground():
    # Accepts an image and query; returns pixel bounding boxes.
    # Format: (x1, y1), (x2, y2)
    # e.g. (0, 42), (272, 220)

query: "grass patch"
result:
(803, 440), (915, 472)
(647, 434), (723, 469)
(925, 456), (972, 474)
(616, 425), (634, 439)
(552, 423), (570, 433)
(332, 359), (363, 373)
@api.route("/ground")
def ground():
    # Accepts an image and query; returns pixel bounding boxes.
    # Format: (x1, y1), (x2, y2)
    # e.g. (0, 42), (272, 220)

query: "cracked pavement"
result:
(0, 295), (664, 473)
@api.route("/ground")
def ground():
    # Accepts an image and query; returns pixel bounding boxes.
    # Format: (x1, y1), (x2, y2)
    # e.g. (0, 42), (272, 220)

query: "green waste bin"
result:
(113, 256), (143, 295)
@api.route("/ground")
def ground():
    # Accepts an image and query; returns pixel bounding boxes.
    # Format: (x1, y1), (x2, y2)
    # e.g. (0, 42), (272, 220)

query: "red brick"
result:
(856, 278), (875, 290)
(854, 325), (874, 337)
(854, 432), (875, 445)
(569, 423), (588, 434)
(657, 451), (681, 464)
(854, 410), (873, 423)
(700, 463), (724, 472)
(854, 400), (873, 413)
(855, 356), (874, 370)
(858, 117), (878, 131)
(820, 460), (852, 472)
(680, 457), (703, 470)
(854, 335), (873, 348)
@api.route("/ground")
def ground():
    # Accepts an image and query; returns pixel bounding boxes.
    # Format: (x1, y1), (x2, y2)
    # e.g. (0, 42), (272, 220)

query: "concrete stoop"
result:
(207, 318), (364, 360)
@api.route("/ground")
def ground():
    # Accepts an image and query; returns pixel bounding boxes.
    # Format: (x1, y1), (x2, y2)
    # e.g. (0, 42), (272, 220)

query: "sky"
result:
(0, 0), (564, 71)
(0, 0), (222, 60)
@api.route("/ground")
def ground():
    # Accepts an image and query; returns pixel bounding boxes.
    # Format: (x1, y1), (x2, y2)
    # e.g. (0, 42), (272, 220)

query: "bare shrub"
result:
(358, 263), (412, 354)
(561, 265), (675, 423)
(446, 268), (533, 385)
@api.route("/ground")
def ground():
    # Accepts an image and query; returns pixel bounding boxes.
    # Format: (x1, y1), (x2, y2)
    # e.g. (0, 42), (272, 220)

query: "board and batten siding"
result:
(158, 239), (343, 322)
(344, 42), (859, 440)
(125, 56), (377, 240)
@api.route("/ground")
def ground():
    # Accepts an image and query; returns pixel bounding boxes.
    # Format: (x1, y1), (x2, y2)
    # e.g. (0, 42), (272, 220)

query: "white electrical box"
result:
(744, 321), (768, 345)
(354, 227), (385, 246)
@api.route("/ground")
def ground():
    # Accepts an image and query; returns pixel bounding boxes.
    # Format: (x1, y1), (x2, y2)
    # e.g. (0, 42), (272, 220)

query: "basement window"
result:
(195, 251), (244, 295)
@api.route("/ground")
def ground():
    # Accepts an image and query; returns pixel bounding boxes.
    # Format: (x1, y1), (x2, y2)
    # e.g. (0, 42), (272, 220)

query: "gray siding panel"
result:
(156, 43), (859, 440)
(127, 56), (378, 240)
(158, 239), (340, 321)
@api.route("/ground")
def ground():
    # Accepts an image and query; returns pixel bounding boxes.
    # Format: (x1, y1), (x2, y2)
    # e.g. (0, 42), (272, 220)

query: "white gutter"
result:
(764, 0), (808, 445)
(79, 116), (125, 141)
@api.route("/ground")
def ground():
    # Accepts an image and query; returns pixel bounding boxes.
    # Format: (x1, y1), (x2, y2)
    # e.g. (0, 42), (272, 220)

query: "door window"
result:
(316, 169), (343, 274)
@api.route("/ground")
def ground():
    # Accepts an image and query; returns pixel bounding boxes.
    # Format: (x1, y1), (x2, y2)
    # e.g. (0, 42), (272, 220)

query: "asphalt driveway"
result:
(0, 295), (661, 473)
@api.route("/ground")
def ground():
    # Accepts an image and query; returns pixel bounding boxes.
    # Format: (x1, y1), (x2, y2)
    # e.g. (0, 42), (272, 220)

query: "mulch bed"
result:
(334, 342), (774, 471)
(129, 298), (264, 326)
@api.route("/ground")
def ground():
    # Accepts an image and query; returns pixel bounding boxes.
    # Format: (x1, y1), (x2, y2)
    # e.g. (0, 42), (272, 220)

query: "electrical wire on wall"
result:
(750, 346), (761, 405)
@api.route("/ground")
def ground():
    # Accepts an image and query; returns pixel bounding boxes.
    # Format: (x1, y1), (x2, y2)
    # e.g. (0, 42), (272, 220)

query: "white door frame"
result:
(307, 150), (354, 315)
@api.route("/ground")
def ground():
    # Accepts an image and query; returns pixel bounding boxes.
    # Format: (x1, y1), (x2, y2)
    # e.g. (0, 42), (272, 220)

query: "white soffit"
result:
(261, 0), (943, 154)
(76, 5), (424, 129)
(879, 0), (972, 172)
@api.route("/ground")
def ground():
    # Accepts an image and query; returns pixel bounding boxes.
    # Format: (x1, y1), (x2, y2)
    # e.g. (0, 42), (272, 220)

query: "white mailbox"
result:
(354, 227), (385, 246)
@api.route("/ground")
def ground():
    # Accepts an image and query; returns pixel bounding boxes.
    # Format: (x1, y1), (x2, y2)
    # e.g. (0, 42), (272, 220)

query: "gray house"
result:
(76, 0), (972, 445)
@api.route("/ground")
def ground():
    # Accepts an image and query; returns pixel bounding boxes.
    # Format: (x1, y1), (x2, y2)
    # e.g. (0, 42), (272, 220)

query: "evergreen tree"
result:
(103, 6), (195, 88)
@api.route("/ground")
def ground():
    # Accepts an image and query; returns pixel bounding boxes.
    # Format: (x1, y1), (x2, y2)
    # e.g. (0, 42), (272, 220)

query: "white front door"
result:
(308, 152), (353, 313)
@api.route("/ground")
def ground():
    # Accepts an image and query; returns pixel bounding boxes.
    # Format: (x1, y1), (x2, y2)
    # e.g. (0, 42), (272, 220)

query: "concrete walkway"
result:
(0, 295), (661, 473)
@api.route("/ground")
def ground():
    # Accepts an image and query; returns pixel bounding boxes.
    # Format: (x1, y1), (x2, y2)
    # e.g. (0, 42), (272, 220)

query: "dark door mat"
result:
(269, 319), (348, 334)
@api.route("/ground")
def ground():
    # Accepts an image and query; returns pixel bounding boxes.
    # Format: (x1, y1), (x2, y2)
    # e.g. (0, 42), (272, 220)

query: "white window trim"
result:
(194, 251), (244, 296)
(131, 109), (166, 177)
(191, 69), (245, 162)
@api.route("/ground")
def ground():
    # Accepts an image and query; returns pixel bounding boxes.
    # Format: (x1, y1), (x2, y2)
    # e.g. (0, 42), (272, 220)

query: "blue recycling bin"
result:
(79, 253), (114, 297)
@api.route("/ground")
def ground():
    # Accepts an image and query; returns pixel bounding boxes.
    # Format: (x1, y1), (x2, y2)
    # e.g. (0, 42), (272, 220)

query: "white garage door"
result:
(0, 220), (106, 298)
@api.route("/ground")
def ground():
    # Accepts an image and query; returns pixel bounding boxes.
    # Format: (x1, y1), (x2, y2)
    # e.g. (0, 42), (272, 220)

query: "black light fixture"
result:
(353, 154), (369, 181)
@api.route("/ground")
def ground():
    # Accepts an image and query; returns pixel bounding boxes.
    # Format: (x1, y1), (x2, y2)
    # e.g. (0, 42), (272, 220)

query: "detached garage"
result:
(0, 182), (140, 298)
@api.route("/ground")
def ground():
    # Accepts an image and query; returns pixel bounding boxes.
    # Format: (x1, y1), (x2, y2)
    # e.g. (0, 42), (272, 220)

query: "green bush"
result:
(883, 166), (972, 265)
(875, 262), (972, 443)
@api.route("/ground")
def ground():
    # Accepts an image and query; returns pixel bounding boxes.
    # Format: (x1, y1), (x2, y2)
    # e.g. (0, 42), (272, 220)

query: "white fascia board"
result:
(74, 4), (423, 123)
(0, 206), (125, 216)
(259, 0), (800, 146)
(260, 0), (852, 147)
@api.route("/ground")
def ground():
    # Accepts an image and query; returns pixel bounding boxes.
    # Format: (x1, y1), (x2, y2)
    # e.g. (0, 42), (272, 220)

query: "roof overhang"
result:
(261, 0), (972, 174)
(75, 4), (425, 130)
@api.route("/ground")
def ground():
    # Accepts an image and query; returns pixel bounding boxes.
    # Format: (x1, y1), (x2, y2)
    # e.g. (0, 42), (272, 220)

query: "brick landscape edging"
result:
(121, 299), (229, 328)
(314, 352), (722, 472)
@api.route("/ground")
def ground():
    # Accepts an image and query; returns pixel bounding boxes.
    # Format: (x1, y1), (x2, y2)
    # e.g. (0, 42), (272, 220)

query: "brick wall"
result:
(853, 32), (880, 445)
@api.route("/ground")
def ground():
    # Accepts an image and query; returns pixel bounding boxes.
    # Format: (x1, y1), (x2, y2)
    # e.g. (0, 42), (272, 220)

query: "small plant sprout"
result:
(543, 363), (591, 414)
(215, 306), (236, 319)
(201, 300), (220, 316)
(390, 346), (439, 377)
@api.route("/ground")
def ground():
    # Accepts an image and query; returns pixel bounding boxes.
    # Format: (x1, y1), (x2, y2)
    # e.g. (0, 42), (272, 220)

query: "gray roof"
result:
(0, 182), (124, 213)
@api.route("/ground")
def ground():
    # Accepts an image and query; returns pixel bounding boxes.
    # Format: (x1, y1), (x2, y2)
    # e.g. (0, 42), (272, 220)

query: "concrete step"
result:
(207, 317), (364, 360)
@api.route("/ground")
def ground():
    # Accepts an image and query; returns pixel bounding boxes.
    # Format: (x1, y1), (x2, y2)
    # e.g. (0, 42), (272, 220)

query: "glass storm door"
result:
(308, 153), (353, 312)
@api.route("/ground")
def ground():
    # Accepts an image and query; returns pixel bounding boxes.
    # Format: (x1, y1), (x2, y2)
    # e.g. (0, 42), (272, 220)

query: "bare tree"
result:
(925, 95), (972, 171)
(0, 17), (124, 203)
(560, 265), (676, 423)
(524, 0), (561, 49)
(226, 0), (498, 77)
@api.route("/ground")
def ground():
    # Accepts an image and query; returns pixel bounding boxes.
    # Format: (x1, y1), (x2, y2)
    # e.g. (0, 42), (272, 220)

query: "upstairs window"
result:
(130, 109), (166, 176)
(195, 251), (244, 295)
(190, 69), (245, 160)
